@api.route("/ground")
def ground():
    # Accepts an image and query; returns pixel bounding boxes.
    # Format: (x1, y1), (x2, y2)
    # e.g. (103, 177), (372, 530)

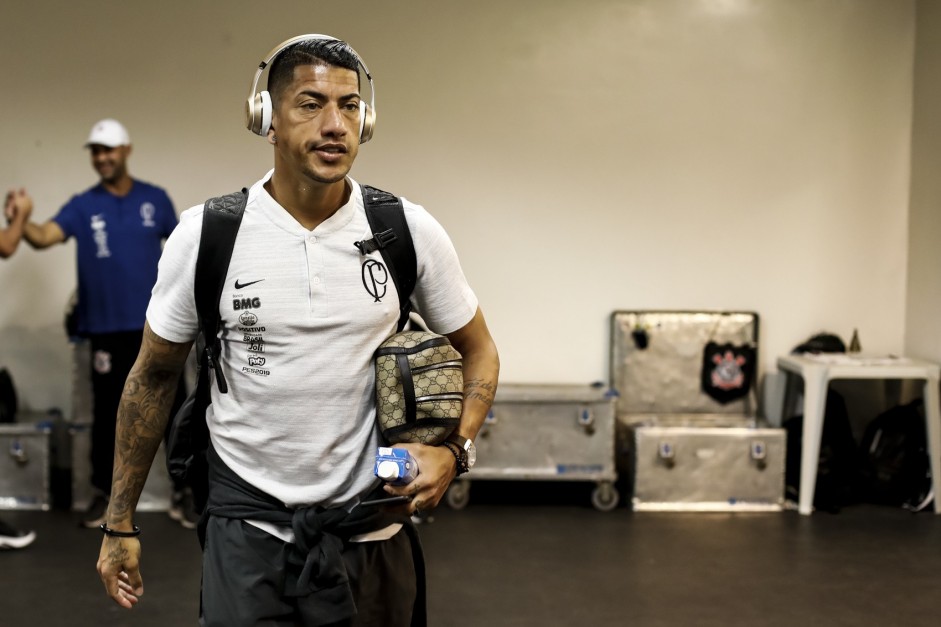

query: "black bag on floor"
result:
(785, 390), (861, 513)
(858, 399), (933, 511)
(0, 368), (17, 423)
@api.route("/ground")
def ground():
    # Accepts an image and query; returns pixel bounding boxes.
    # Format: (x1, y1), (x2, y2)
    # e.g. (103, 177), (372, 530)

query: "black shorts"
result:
(88, 330), (187, 493)
(200, 516), (418, 627)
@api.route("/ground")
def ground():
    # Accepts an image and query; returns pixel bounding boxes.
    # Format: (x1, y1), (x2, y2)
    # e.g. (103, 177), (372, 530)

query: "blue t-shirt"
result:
(53, 180), (177, 335)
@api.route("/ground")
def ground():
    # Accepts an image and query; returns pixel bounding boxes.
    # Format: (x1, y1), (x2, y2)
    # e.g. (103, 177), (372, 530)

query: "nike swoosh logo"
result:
(234, 279), (265, 290)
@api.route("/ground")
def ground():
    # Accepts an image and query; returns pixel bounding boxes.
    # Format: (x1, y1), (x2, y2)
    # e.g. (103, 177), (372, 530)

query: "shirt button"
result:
(308, 235), (317, 243)
(313, 276), (322, 285)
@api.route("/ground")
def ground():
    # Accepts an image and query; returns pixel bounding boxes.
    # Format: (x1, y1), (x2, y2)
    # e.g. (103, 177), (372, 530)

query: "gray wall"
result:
(0, 0), (932, 418)
(906, 0), (941, 364)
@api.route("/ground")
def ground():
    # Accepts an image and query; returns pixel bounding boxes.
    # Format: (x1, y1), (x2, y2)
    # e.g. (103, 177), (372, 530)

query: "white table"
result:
(777, 354), (941, 515)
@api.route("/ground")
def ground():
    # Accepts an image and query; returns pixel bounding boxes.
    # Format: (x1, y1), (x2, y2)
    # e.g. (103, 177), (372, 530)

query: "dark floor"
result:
(2, 482), (941, 627)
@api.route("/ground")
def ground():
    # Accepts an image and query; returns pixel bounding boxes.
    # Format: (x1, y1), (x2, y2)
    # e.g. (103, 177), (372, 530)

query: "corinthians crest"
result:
(701, 341), (756, 405)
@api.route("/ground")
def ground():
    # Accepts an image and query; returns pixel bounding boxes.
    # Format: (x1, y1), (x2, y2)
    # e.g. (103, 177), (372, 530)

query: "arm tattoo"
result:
(109, 326), (191, 523)
(464, 377), (496, 406)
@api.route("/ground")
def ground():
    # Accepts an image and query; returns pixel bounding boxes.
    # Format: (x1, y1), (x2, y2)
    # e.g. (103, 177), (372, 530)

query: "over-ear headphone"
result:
(245, 34), (376, 143)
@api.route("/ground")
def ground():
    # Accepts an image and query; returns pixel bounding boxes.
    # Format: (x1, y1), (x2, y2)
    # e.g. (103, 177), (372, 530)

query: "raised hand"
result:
(3, 190), (14, 222)
(5, 188), (33, 223)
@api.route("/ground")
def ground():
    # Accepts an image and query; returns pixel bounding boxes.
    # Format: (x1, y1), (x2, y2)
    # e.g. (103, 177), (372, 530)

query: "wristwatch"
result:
(443, 433), (477, 475)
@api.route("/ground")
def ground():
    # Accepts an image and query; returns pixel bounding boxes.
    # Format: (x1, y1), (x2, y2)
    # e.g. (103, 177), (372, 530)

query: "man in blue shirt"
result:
(18, 119), (194, 528)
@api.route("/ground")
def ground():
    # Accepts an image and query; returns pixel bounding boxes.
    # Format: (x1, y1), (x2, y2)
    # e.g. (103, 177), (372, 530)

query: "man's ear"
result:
(267, 124), (277, 145)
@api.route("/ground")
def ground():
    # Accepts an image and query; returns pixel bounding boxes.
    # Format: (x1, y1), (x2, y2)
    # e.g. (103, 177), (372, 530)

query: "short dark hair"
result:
(267, 38), (361, 106)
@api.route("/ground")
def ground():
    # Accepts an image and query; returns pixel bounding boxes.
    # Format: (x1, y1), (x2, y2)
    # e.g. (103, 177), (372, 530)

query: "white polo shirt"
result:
(147, 171), (477, 509)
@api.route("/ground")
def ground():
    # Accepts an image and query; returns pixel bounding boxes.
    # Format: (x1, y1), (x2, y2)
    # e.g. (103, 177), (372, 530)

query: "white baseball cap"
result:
(84, 119), (131, 148)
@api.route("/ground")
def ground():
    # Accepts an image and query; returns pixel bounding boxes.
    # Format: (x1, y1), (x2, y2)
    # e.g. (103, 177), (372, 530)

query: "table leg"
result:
(799, 366), (829, 515)
(923, 376), (941, 514)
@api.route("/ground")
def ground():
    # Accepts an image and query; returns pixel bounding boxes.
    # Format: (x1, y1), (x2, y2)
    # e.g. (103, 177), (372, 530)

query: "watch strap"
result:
(446, 434), (470, 451)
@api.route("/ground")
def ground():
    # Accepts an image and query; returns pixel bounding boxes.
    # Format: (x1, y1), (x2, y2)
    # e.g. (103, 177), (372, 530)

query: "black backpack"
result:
(165, 184), (417, 510)
(784, 389), (861, 513)
(858, 399), (933, 511)
(0, 367), (17, 423)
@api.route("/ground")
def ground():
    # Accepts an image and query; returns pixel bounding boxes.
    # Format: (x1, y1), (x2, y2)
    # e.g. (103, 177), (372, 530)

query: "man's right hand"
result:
(97, 535), (144, 609)
(93, 324), (193, 610)
(4, 188), (32, 222)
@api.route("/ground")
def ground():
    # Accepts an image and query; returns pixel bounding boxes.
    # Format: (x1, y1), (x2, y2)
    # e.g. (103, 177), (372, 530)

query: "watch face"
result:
(465, 439), (477, 468)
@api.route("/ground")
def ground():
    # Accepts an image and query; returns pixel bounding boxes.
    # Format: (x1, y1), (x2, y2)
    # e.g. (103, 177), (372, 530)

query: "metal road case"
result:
(0, 416), (53, 510)
(610, 310), (786, 512)
(611, 310), (760, 418)
(446, 383), (620, 512)
(631, 421), (786, 511)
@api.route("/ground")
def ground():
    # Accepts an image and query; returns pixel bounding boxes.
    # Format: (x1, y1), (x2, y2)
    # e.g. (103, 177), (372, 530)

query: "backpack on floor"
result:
(165, 185), (417, 511)
(785, 389), (861, 513)
(858, 399), (933, 511)
(0, 367), (17, 423)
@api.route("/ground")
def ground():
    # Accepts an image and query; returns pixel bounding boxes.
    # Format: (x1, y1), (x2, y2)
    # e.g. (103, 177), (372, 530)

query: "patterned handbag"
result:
(374, 330), (463, 445)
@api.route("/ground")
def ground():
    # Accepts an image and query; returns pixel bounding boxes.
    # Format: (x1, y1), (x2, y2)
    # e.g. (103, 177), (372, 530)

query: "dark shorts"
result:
(200, 517), (418, 627)
(89, 331), (144, 493)
(88, 330), (187, 493)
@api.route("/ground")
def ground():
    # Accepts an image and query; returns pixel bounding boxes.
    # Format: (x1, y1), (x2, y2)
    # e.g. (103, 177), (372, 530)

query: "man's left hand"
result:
(381, 442), (457, 514)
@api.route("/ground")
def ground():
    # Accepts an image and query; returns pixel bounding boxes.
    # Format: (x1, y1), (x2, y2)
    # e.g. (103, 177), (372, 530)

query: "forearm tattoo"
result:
(464, 377), (496, 406)
(109, 327), (189, 523)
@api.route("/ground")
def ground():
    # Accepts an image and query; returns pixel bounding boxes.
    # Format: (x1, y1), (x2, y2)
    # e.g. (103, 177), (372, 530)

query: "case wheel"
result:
(445, 481), (471, 510)
(591, 481), (619, 512)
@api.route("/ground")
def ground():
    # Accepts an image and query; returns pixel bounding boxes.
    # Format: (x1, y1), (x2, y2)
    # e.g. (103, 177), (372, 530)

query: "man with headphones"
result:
(96, 35), (499, 626)
(13, 122), (197, 531)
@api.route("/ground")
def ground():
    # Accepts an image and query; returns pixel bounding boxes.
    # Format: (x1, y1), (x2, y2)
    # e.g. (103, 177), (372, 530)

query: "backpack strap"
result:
(356, 184), (417, 332)
(195, 189), (248, 394)
(165, 189), (246, 505)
